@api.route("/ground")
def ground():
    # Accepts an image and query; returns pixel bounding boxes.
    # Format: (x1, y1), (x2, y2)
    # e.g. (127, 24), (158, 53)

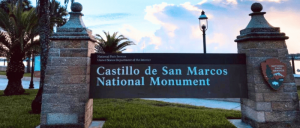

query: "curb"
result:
(204, 98), (240, 103)
(0, 75), (40, 82)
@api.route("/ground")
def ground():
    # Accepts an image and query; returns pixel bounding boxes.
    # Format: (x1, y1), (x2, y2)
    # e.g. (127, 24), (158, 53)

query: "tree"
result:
(95, 31), (135, 53)
(31, 0), (73, 114)
(0, 1), (39, 95)
(49, 0), (68, 29)
(0, 0), (33, 13)
(25, 0), (67, 73)
(0, 0), (36, 74)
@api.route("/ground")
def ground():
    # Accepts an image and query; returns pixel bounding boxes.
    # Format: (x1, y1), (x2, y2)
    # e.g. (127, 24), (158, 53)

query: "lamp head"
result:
(199, 10), (208, 31)
(198, 10), (208, 20)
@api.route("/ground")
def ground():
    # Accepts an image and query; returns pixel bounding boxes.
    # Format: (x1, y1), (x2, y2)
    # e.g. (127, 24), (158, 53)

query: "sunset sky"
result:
(27, 0), (300, 73)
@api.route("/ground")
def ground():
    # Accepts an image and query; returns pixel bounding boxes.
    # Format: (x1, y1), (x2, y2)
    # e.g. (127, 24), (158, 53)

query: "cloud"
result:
(197, 0), (208, 5)
(249, 0), (288, 3)
(127, 2), (243, 53)
(87, 24), (115, 29)
(212, 0), (287, 5)
(118, 0), (300, 55)
(119, 24), (162, 52)
(265, 7), (300, 54)
(144, 2), (178, 37)
(119, 24), (145, 43)
(85, 13), (129, 21)
(226, 0), (238, 4)
(212, 0), (238, 5)
(144, 2), (173, 25)
(83, 13), (130, 31)
(181, 2), (202, 12)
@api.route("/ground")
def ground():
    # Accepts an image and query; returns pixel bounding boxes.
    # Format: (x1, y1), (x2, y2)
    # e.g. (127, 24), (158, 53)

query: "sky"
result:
(8, 0), (300, 72)
(28, 0), (300, 54)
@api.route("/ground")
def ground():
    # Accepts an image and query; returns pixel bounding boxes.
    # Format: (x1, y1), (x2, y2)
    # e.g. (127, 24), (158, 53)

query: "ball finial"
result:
(71, 2), (82, 12)
(251, 2), (263, 12)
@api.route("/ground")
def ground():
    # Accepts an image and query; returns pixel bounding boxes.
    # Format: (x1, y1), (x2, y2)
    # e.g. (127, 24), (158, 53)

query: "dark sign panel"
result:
(288, 54), (300, 60)
(90, 53), (247, 98)
(261, 58), (287, 90)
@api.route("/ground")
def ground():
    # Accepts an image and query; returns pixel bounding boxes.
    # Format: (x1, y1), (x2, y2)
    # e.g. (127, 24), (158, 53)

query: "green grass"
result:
(2, 88), (299, 128)
(0, 89), (242, 128)
(0, 71), (5, 76)
(0, 89), (40, 128)
(0, 71), (31, 77)
(298, 90), (300, 99)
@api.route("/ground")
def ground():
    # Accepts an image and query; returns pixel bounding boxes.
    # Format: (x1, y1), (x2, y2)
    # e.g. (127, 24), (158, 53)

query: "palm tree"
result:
(95, 31), (135, 53)
(0, 0), (33, 13)
(0, 0), (37, 74)
(25, 0), (66, 88)
(50, 0), (68, 29)
(0, 0), (35, 74)
(0, 1), (39, 95)
(31, 0), (73, 114)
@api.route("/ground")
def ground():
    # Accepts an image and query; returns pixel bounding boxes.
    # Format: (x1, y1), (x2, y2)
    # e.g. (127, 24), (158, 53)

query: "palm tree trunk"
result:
(4, 57), (25, 95)
(31, 0), (50, 114)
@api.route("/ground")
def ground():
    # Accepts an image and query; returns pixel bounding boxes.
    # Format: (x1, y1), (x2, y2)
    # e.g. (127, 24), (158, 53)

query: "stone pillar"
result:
(40, 2), (95, 128)
(235, 3), (300, 128)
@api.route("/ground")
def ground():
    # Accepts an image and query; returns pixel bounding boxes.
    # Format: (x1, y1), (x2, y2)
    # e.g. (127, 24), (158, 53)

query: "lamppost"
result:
(29, 51), (35, 89)
(198, 10), (208, 54)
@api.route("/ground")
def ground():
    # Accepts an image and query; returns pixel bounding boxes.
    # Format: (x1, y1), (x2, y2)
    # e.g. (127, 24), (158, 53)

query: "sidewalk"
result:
(0, 75), (40, 90)
(143, 98), (241, 111)
(0, 75), (40, 82)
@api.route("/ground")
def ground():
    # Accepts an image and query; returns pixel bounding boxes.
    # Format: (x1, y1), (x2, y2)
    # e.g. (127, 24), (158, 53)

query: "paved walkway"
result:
(0, 76), (40, 90)
(143, 98), (241, 110)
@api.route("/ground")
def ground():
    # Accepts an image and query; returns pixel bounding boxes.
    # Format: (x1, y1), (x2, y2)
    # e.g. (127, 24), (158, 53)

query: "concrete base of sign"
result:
(36, 121), (105, 128)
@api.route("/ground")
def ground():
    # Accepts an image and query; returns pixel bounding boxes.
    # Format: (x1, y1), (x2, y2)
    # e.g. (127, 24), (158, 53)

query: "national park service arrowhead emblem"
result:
(261, 58), (287, 90)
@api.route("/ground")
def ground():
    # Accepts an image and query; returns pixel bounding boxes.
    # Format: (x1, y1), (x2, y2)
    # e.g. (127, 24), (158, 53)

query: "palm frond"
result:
(0, 30), (11, 48)
(95, 31), (135, 53)
(24, 39), (40, 53)
(0, 1), (39, 60)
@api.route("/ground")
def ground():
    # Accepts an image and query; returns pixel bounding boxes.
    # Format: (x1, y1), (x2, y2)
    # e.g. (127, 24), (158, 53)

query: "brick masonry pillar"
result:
(235, 3), (300, 128)
(40, 2), (95, 128)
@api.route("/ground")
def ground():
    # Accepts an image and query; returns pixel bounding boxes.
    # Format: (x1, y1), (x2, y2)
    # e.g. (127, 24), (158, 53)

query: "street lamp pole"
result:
(202, 27), (206, 54)
(292, 55), (295, 74)
(29, 52), (35, 89)
(198, 10), (208, 54)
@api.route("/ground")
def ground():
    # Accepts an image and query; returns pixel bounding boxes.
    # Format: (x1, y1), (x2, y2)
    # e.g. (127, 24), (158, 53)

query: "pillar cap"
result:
(71, 2), (82, 12)
(50, 2), (96, 41)
(235, 3), (288, 42)
(251, 2), (263, 12)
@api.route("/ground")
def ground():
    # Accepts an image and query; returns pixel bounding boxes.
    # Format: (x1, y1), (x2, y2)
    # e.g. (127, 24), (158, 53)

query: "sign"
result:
(261, 58), (287, 90)
(288, 54), (300, 60)
(90, 53), (248, 98)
